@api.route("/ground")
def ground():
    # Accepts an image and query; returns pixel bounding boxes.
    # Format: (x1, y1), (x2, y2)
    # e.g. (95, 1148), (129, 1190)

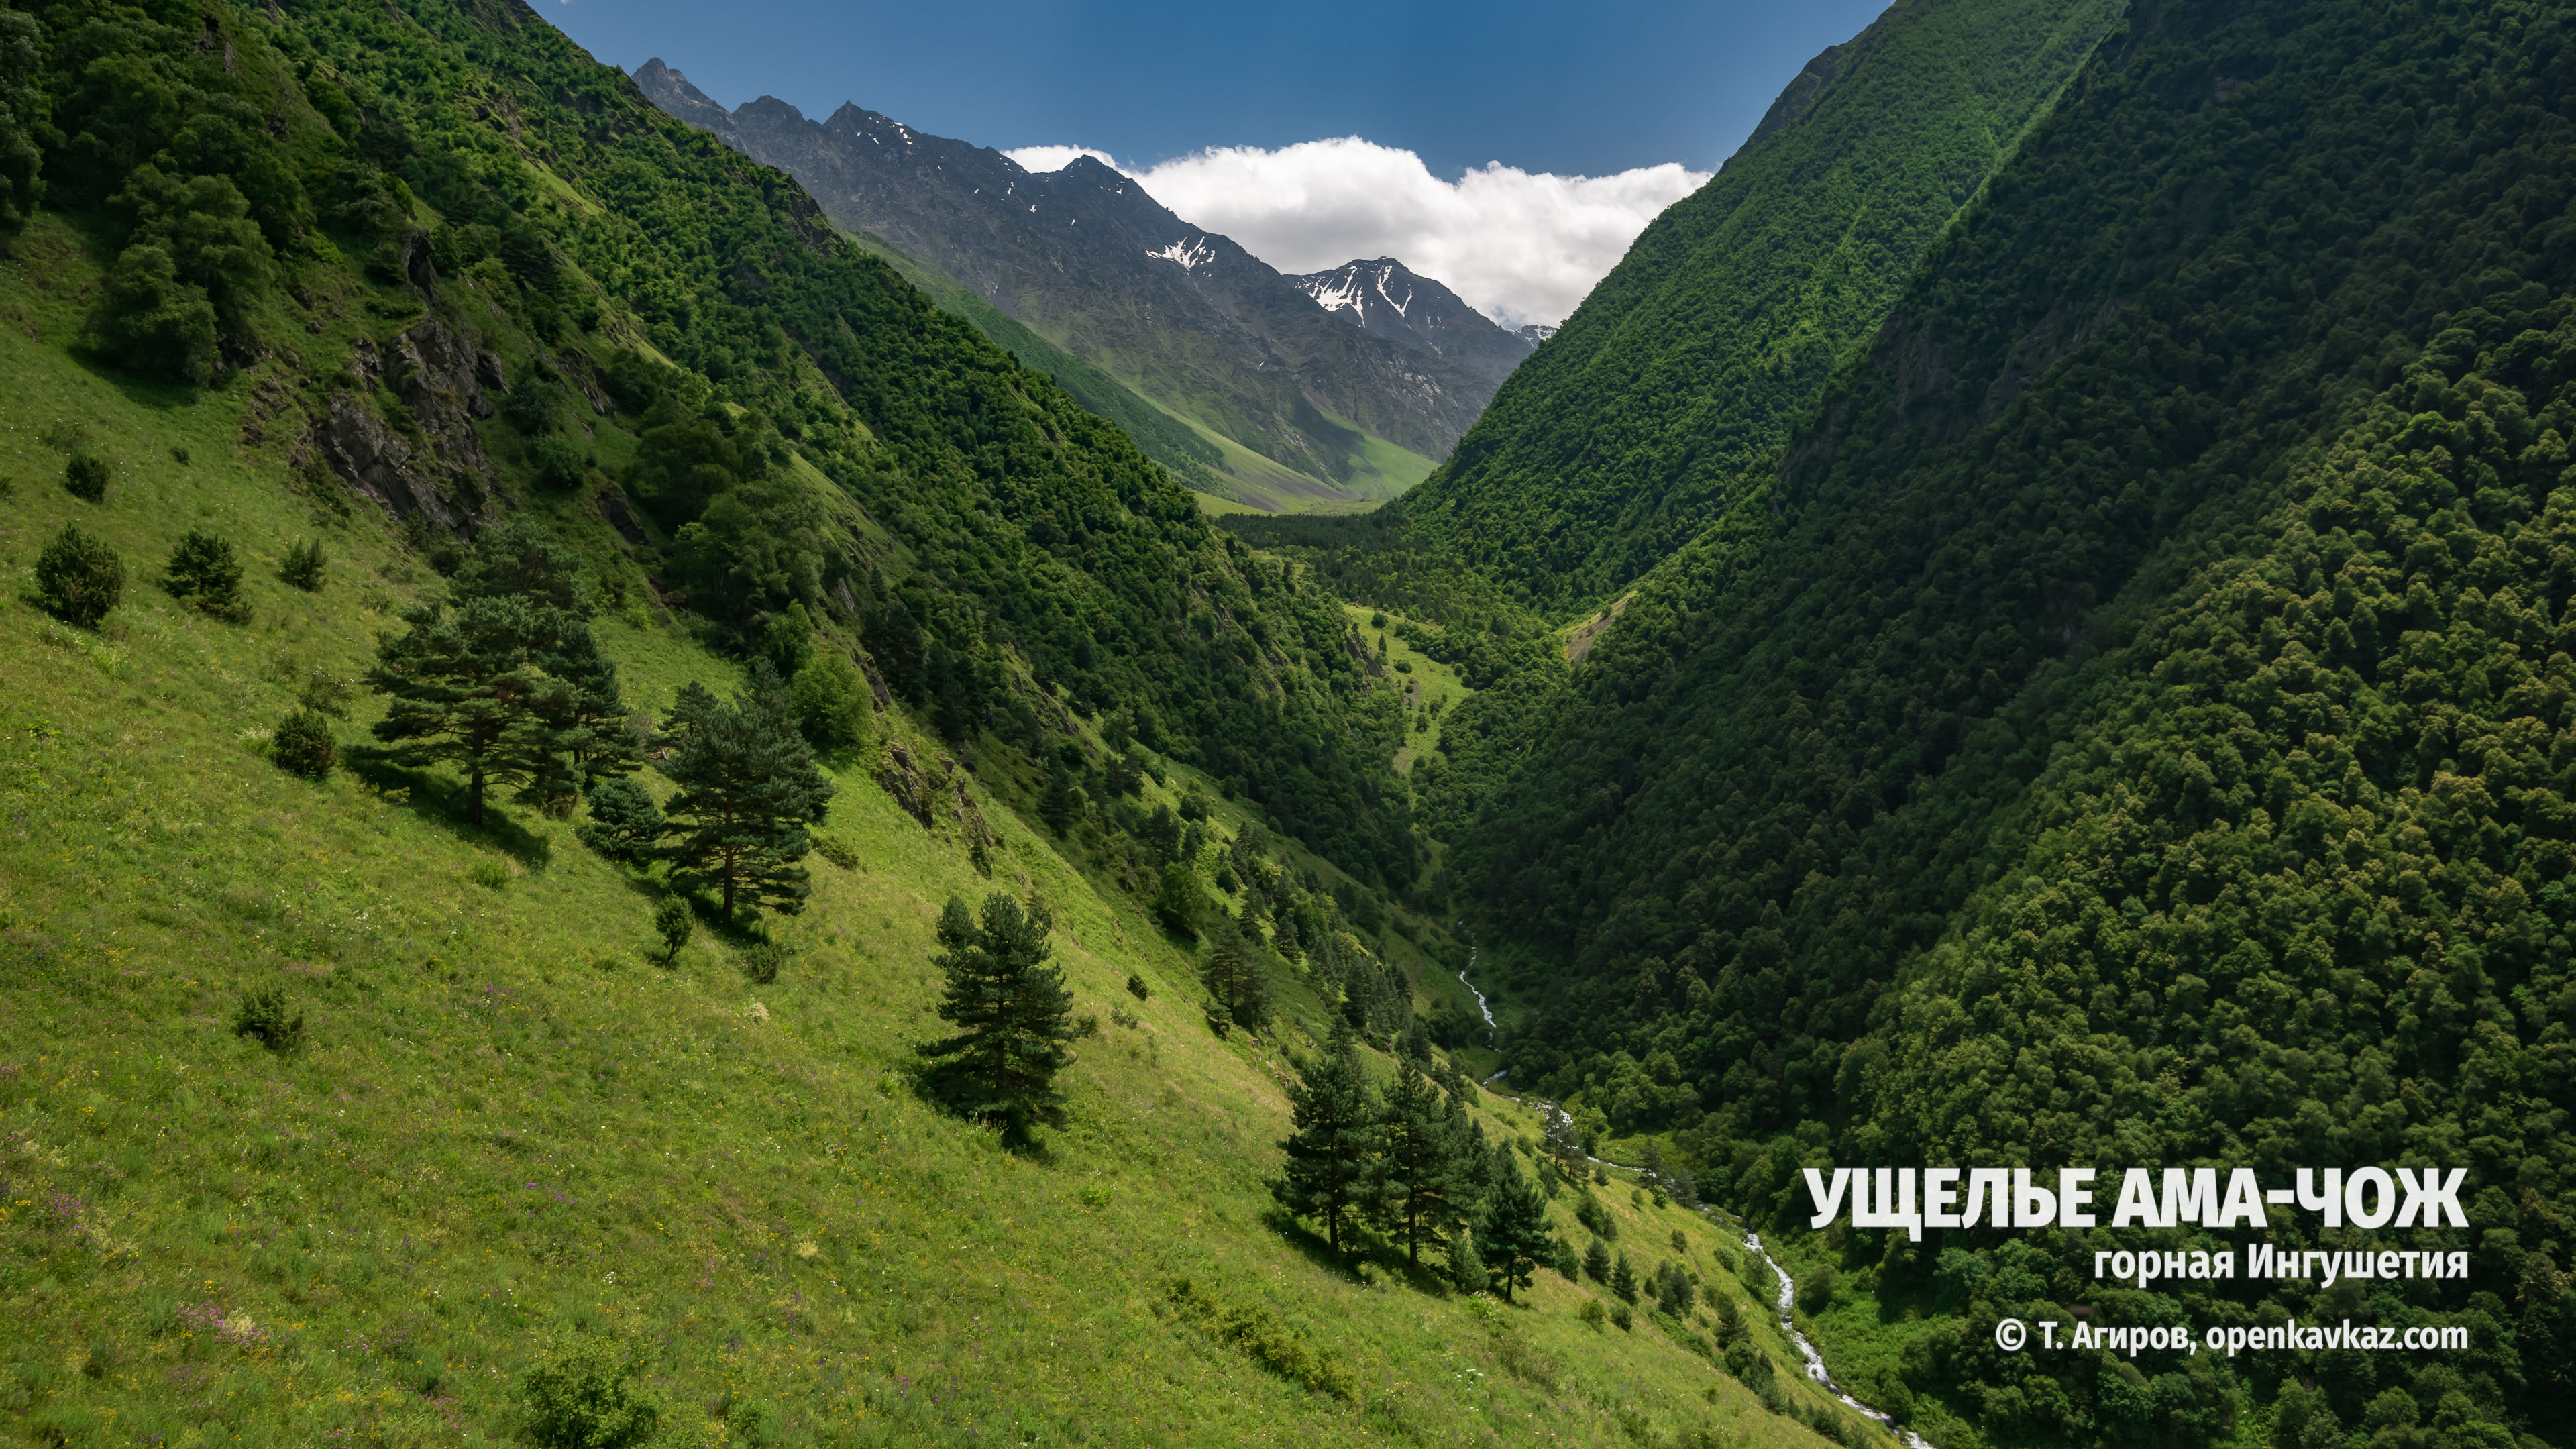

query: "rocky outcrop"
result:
(314, 315), (504, 534)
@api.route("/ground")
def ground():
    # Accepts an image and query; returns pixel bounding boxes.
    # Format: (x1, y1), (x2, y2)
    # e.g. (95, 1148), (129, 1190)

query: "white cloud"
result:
(1002, 144), (1116, 175)
(1008, 137), (1707, 328)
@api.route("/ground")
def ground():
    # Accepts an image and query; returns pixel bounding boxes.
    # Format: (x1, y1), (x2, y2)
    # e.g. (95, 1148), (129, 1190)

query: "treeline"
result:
(1447, 0), (2575, 1442)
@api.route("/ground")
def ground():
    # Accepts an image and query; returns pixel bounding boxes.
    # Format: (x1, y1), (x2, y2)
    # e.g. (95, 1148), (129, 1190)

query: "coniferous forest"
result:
(1, 0), (2571, 1445)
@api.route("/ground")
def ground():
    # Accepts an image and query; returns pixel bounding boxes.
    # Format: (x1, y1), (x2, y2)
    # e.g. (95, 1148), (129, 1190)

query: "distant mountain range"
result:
(634, 61), (1542, 510)
(1286, 258), (1546, 396)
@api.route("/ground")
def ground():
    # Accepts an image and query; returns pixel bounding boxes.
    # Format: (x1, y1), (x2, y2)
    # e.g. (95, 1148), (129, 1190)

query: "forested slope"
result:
(0, 0), (1417, 886)
(1440, 0), (2576, 1442)
(1232, 0), (2121, 619)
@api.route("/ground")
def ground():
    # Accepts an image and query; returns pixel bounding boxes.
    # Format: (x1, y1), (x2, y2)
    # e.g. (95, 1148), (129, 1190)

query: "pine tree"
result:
(1448, 1234), (1488, 1295)
(368, 521), (628, 827)
(451, 519), (634, 802)
(1611, 1252), (1638, 1305)
(34, 524), (123, 628)
(1662, 1262), (1696, 1316)
(164, 529), (250, 621)
(280, 537), (327, 591)
(577, 777), (665, 866)
(1203, 931), (1272, 1032)
(1370, 1063), (1461, 1267)
(657, 666), (835, 924)
(1584, 1238), (1612, 1283)
(366, 593), (559, 827)
(1151, 861), (1202, 938)
(916, 891), (1077, 1139)
(1038, 768), (1079, 836)
(1271, 1027), (1376, 1254)
(1476, 1148), (1556, 1305)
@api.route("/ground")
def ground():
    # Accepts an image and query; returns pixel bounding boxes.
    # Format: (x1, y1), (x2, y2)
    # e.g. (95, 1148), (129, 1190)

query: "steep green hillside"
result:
(1437, 0), (2575, 1442)
(0, 0), (1421, 888)
(1232, 0), (2122, 619)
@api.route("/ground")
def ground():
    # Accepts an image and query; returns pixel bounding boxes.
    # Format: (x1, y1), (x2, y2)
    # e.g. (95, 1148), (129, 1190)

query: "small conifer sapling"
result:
(35, 525), (124, 628)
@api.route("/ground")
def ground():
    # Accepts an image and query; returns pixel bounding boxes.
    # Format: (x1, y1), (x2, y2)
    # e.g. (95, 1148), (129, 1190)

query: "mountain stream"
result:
(1454, 943), (1931, 1446)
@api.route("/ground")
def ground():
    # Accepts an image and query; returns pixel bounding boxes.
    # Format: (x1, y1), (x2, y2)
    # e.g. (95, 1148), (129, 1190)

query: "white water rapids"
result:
(1739, 1232), (1936, 1449)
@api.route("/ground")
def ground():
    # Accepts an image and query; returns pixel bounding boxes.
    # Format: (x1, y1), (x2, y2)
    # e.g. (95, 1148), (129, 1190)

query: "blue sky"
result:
(549, 0), (1891, 178)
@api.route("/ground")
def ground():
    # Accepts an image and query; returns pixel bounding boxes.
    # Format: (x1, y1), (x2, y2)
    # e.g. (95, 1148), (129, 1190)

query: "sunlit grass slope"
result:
(1, 251), (1862, 1448)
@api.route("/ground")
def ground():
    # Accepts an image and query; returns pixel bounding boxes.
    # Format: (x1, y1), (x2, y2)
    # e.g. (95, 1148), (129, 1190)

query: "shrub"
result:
(651, 898), (694, 963)
(34, 525), (123, 627)
(272, 708), (337, 780)
(165, 530), (251, 621)
(810, 833), (858, 870)
(521, 1346), (662, 1449)
(529, 434), (586, 490)
(788, 651), (873, 759)
(233, 987), (305, 1052)
(89, 242), (217, 382)
(1609, 1302), (1633, 1332)
(1796, 1263), (1838, 1313)
(298, 667), (356, 718)
(741, 940), (786, 985)
(280, 537), (327, 591)
(1124, 972), (1149, 1000)
(1450, 1236), (1489, 1296)
(63, 453), (109, 502)
(1578, 1297), (1607, 1331)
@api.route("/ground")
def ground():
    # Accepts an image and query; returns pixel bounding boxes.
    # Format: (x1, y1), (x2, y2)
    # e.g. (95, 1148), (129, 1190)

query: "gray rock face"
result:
(315, 316), (502, 535)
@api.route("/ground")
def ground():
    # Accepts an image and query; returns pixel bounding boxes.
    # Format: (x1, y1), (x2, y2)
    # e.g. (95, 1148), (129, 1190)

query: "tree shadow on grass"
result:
(1260, 1206), (1370, 1282)
(341, 753), (553, 869)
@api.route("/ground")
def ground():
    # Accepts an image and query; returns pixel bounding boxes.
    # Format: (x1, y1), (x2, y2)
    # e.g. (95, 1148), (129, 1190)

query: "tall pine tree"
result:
(1476, 1147), (1557, 1305)
(366, 592), (559, 827)
(658, 663), (834, 923)
(916, 891), (1077, 1140)
(1271, 1026), (1376, 1254)
(370, 521), (632, 825)
(451, 519), (635, 801)
(1370, 1063), (1461, 1268)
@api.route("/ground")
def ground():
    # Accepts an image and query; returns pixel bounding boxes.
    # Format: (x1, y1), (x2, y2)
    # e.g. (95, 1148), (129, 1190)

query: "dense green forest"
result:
(1228, 0), (2121, 621)
(1430, 0), (2576, 1443)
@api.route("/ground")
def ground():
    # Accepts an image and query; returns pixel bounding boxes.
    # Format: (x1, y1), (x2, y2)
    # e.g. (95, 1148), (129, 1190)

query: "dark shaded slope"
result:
(1452, 0), (2574, 1435)
(1249, 0), (2122, 619)
(633, 63), (1487, 492)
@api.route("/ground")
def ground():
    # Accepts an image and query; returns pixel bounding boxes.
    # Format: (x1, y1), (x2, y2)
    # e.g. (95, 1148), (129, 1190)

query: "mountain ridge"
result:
(633, 61), (1510, 507)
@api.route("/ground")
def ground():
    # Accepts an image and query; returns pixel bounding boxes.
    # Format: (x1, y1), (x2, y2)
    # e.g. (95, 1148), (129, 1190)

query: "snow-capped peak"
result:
(1148, 237), (1215, 272)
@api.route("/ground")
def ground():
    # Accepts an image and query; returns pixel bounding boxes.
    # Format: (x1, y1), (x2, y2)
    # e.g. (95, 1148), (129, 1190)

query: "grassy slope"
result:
(0, 235), (1864, 1448)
